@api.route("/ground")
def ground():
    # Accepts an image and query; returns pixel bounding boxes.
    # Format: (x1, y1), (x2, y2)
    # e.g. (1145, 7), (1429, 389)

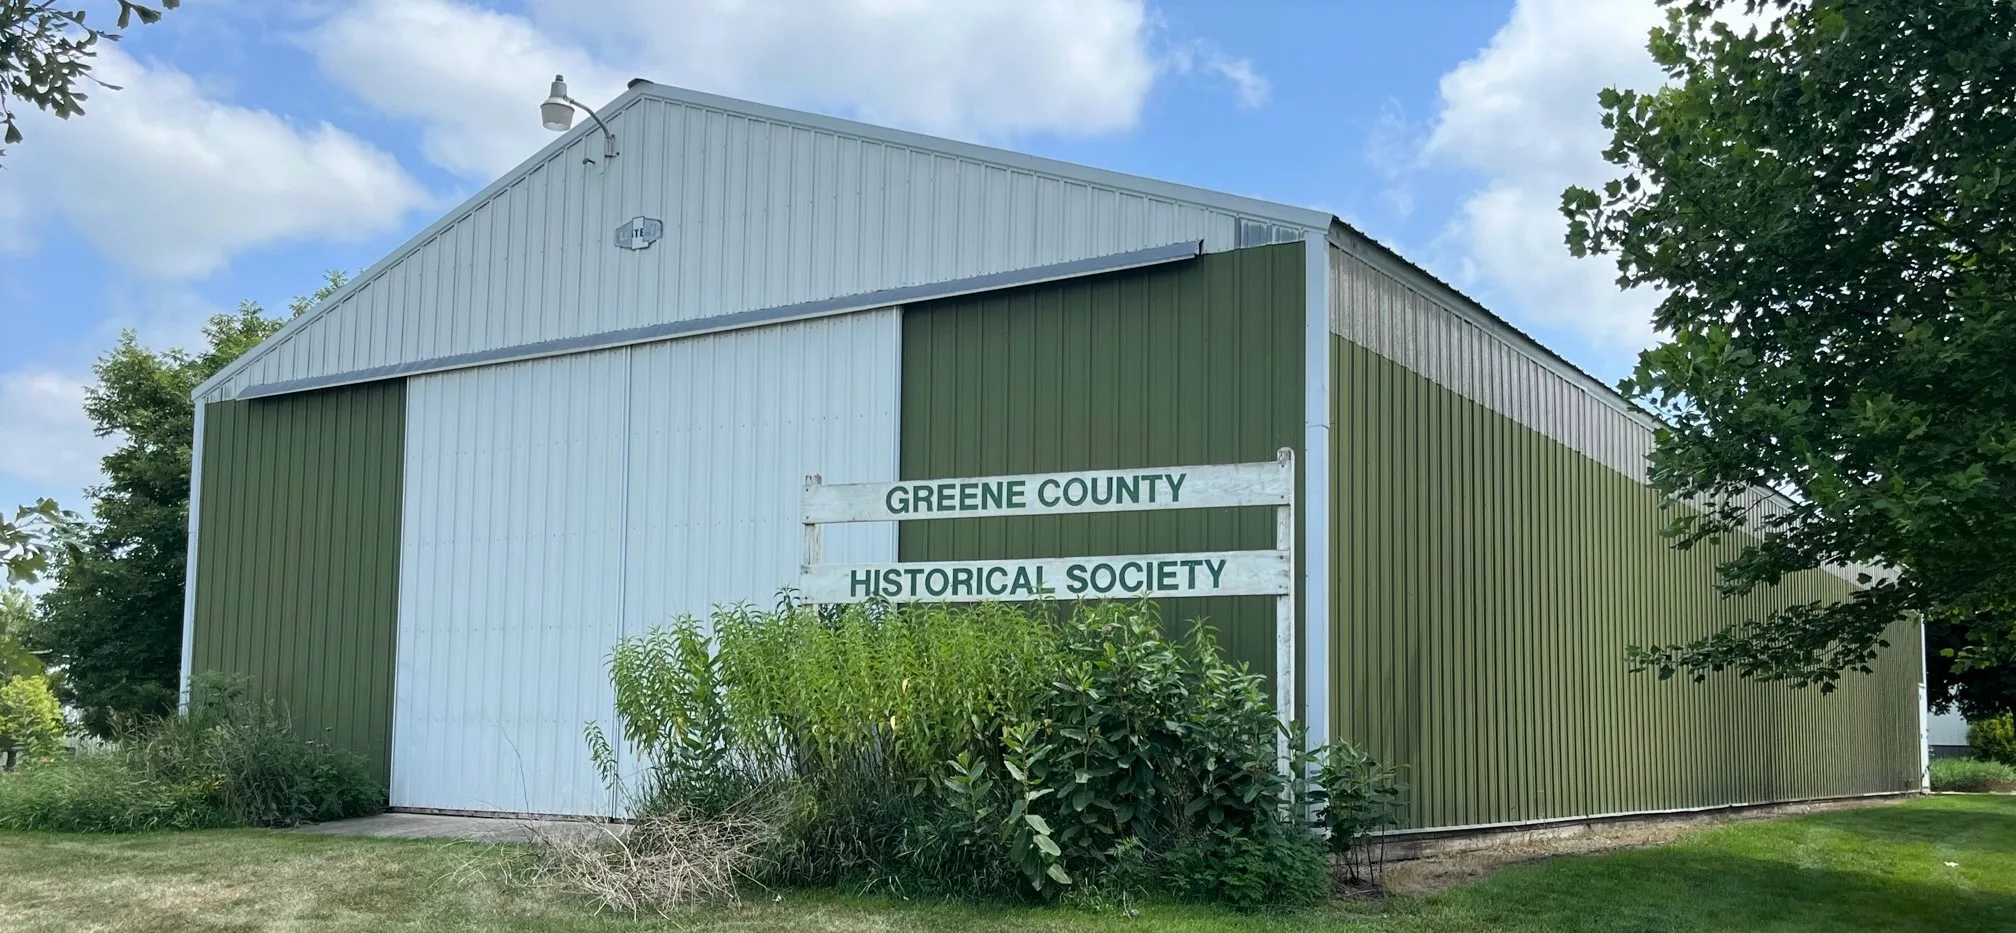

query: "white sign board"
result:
(797, 449), (1298, 770)
(802, 460), (1292, 525)
(799, 550), (1289, 604)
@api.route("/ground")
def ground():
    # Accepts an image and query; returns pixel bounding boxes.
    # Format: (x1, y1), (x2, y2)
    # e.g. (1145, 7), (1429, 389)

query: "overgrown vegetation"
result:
(0, 674), (383, 832)
(0, 674), (64, 768)
(578, 600), (1405, 913)
(1929, 758), (2016, 794)
(1970, 713), (2016, 767)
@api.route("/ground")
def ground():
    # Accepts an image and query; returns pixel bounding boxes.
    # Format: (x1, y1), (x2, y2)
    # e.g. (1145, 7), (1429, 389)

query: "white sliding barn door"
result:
(391, 310), (898, 815)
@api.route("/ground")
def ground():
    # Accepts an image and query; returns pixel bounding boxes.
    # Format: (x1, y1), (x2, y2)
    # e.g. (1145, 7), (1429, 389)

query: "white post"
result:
(1275, 446), (1296, 774)
(177, 400), (209, 712)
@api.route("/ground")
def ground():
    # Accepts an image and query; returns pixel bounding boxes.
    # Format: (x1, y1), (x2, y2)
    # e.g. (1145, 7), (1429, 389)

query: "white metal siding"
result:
(391, 311), (898, 816)
(392, 351), (631, 816)
(1328, 247), (1655, 483)
(215, 95), (1302, 400)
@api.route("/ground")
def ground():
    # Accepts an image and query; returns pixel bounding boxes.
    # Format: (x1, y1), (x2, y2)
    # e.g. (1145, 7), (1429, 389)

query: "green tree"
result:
(28, 271), (347, 734)
(1, 498), (77, 586)
(1, 587), (43, 681)
(1562, 0), (2016, 699)
(0, 674), (64, 764)
(1, 1), (180, 153)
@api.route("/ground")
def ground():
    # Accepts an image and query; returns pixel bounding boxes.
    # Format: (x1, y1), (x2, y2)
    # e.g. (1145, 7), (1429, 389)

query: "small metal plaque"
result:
(614, 216), (663, 250)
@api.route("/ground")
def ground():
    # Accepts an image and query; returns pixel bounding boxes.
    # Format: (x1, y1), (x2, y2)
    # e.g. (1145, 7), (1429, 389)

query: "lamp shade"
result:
(541, 98), (574, 131)
(540, 74), (573, 131)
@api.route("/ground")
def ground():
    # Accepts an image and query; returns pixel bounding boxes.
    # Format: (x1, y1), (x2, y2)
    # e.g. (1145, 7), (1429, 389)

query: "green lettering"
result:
(1156, 561), (1177, 591)
(926, 568), (950, 597)
(1142, 475), (1163, 502)
(911, 483), (935, 512)
(1118, 561), (1144, 592)
(851, 569), (875, 598)
(1114, 475), (1139, 505)
(1090, 562), (1117, 594)
(984, 566), (1009, 596)
(1066, 563), (1089, 595)
(951, 567), (976, 596)
(1011, 566), (1036, 596)
(885, 486), (909, 514)
(1181, 559), (1202, 588)
(1165, 473), (1186, 501)
(1006, 480), (1027, 509)
(959, 482), (979, 511)
(883, 569), (904, 598)
(981, 482), (1005, 510)
(1038, 479), (1062, 507)
(1203, 559), (1225, 587)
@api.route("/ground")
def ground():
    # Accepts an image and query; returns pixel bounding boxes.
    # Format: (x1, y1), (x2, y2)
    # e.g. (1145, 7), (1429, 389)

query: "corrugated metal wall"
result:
(899, 245), (1303, 677)
(1329, 334), (1921, 831)
(189, 382), (405, 781)
(1330, 248), (1655, 483)
(393, 312), (899, 815)
(214, 93), (1305, 400)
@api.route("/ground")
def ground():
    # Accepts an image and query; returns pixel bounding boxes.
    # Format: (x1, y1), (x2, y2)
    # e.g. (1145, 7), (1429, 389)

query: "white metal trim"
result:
(225, 240), (1204, 402)
(176, 401), (206, 711)
(1301, 234), (1331, 750)
(626, 82), (1335, 233)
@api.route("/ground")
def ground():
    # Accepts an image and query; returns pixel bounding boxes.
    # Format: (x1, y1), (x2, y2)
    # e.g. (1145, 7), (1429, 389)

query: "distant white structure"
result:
(1928, 706), (1972, 759)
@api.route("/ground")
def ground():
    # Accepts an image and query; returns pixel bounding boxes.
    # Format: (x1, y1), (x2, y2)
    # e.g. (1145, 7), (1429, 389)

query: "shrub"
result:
(588, 600), (1055, 892)
(0, 675), (383, 832)
(1306, 738), (1408, 884)
(590, 599), (1352, 909)
(1971, 714), (2016, 767)
(1930, 757), (2016, 793)
(0, 674), (66, 765)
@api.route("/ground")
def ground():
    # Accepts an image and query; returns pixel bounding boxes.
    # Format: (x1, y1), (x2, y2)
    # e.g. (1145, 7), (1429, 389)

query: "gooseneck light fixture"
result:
(541, 74), (617, 163)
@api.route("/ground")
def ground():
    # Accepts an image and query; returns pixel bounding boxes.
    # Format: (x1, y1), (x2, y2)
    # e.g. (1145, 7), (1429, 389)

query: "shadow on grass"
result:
(1430, 837), (2015, 932)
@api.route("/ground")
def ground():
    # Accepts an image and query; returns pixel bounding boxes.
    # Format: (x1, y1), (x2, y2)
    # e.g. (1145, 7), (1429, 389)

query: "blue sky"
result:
(0, 0), (1673, 519)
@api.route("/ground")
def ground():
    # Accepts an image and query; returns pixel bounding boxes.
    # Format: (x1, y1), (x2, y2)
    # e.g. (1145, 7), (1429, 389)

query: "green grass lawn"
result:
(1, 795), (2010, 932)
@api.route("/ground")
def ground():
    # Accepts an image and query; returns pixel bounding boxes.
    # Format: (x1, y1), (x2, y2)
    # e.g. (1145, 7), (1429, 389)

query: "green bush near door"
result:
(0, 675), (383, 833)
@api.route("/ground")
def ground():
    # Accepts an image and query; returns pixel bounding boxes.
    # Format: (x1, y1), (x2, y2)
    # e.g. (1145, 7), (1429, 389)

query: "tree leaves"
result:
(1566, 0), (2016, 708)
(0, 2), (180, 157)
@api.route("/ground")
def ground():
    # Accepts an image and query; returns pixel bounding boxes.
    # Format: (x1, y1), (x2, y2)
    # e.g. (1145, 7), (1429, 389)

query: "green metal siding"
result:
(900, 243), (1305, 677)
(1330, 336), (1920, 830)
(190, 381), (405, 781)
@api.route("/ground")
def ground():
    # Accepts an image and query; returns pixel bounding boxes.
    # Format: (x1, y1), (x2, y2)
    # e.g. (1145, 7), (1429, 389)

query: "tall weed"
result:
(0, 674), (382, 832)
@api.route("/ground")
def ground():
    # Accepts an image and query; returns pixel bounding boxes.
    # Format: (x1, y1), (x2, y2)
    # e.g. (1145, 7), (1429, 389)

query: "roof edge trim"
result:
(193, 84), (662, 402)
(228, 240), (1204, 402)
(628, 82), (1335, 233)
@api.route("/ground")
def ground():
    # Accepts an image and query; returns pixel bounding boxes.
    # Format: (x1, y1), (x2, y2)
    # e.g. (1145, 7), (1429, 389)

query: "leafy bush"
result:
(1306, 738), (1408, 883)
(0, 674), (66, 765)
(1971, 714), (2016, 767)
(1930, 757), (2016, 793)
(590, 599), (1383, 910)
(0, 675), (383, 832)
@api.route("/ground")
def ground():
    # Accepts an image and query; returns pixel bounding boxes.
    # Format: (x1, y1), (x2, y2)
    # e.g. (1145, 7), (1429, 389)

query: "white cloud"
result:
(1425, 0), (1667, 348)
(311, 0), (628, 179)
(1166, 40), (1271, 109)
(6, 47), (429, 278)
(0, 370), (111, 491)
(313, 0), (1259, 179)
